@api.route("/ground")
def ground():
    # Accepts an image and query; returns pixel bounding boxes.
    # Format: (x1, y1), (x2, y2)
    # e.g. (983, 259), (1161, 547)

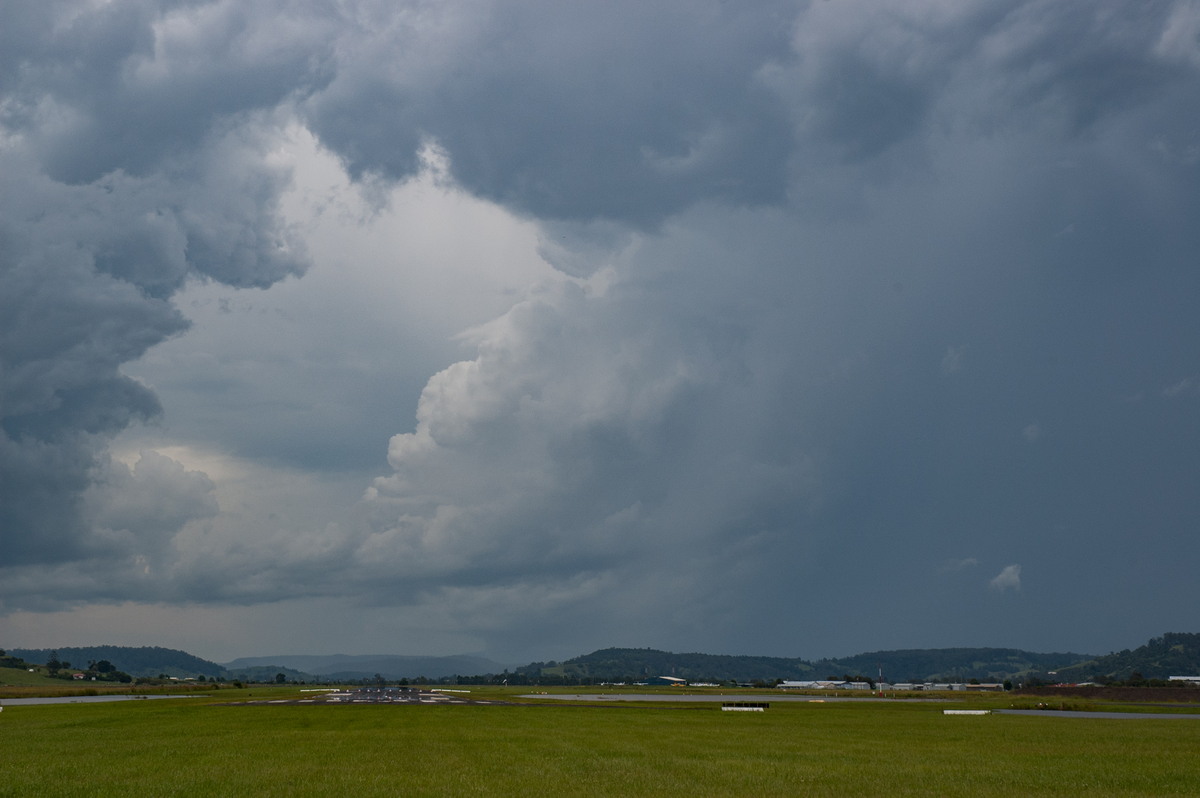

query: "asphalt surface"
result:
(520, 693), (942, 703)
(237, 688), (507, 706)
(994, 709), (1200, 720)
(0, 694), (195, 706)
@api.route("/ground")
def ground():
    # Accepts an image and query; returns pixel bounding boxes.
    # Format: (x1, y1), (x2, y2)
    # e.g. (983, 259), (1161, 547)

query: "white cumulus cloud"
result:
(990, 564), (1022, 592)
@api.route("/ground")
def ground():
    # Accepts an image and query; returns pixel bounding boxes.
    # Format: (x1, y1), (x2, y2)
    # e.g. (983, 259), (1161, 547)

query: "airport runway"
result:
(521, 693), (941, 703)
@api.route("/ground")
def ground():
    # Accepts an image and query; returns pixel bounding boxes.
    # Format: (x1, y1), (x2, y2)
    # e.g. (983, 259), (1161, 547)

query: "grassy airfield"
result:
(2, 685), (1199, 796)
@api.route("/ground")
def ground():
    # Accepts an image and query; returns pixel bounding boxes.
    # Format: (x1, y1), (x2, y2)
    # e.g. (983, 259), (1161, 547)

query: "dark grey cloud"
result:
(304, 0), (797, 224)
(5, 0), (1200, 661)
(3, 0), (335, 183)
(334, 0), (1200, 657)
(1, 0), (314, 569)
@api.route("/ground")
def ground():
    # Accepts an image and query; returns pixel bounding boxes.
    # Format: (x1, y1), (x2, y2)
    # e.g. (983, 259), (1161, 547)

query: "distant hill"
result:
(815, 648), (1092, 683)
(8, 646), (225, 679)
(0, 662), (62, 687)
(223, 665), (321, 683)
(518, 646), (1095, 684)
(16, 635), (1195, 686)
(222, 654), (506, 680)
(3, 647), (503, 683)
(528, 648), (816, 683)
(1049, 633), (1200, 682)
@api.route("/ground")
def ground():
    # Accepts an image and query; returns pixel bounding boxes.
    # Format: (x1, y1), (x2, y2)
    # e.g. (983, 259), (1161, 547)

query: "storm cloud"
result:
(1, 0), (314, 568)
(3, 0), (1200, 662)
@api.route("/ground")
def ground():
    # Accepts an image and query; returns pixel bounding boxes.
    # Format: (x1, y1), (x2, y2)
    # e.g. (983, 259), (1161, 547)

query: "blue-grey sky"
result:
(3, 0), (1199, 664)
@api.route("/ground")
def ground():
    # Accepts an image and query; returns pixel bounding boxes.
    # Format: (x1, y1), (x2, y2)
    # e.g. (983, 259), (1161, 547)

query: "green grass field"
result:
(0, 675), (211, 700)
(0, 668), (61, 688)
(2, 688), (1198, 796)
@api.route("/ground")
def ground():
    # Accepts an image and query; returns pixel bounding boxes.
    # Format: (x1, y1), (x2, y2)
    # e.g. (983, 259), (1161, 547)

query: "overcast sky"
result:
(3, 0), (1200, 665)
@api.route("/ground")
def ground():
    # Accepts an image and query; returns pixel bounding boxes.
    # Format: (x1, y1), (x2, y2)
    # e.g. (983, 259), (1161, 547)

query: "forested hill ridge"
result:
(4, 648), (496, 681)
(520, 646), (1095, 684)
(9, 633), (1198, 684)
(1048, 633), (1200, 682)
(812, 648), (1092, 683)
(8, 646), (226, 679)
(521, 648), (819, 683)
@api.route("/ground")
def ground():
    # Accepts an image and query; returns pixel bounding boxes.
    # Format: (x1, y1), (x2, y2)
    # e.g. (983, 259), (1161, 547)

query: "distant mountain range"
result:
(5, 647), (506, 681)
(222, 654), (506, 681)
(8, 633), (1200, 684)
(519, 646), (1094, 684)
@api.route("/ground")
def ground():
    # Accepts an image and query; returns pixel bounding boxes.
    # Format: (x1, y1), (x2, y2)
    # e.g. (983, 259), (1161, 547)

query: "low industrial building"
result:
(777, 680), (871, 690)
